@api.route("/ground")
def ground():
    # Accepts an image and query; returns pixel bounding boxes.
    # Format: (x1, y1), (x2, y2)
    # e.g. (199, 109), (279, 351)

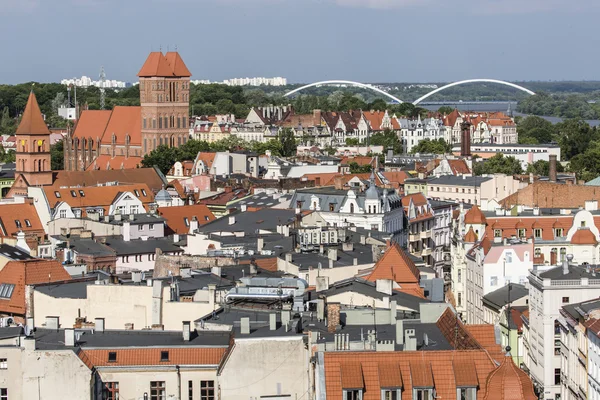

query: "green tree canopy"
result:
(437, 106), (454, 115)
(50, 140), (64, 170)
(517, 116), (556, 144)
(473, 154), (523, 176)
(370, 129), (401, 154)
(409, 139), (451, 155)
(525, 159), (564, 176)
(556, 119), (599, 160)
(348, 162), (372, 173)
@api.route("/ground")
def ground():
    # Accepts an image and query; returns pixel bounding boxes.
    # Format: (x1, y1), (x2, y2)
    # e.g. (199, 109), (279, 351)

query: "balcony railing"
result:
(421, 248), (432, 256)
(409, 233), (420, 242)
(421, 231), (432, 239)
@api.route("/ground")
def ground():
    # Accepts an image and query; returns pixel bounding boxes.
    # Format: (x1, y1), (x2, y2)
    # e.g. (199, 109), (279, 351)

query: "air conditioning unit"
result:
(0, 317), (14, 327)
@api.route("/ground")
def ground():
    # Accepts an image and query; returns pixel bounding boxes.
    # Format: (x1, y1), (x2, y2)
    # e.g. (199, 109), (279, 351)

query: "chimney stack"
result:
(327, 303), (341, 333)
(549, 154), (558, 183)
(95, 318), (105, 333)
(183, 321), (191, 341)
(460, 121), (472, 157)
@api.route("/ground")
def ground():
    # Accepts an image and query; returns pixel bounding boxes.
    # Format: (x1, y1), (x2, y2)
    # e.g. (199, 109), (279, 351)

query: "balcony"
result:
(409, 233), (420, 242)
(421, 248), (432, 256)
(420, 230), (432, 239)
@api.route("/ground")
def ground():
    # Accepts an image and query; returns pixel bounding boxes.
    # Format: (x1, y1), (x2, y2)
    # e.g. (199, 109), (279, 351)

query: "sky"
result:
(0, 0), (599, 84)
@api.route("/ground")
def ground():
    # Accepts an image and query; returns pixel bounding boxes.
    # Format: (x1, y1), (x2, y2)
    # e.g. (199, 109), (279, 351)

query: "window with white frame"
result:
(59, 209), (67, 219)
(458, 387), (476, 400)
(414, 388), (433, 400)
(344, 389), (363, 400)
(381, 388), (401, 400)
(0, 358), (6, 369)
(490, 276), (498, 286)
(534, 228), (542, 238)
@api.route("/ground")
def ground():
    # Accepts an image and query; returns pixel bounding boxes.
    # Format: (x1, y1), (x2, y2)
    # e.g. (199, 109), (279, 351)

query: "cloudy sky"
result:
(0, 0), (598, 84)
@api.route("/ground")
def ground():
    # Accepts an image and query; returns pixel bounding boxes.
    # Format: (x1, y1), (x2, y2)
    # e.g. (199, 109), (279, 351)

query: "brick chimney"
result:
(313, 109), (322, 126)
(327, 302), (341, 333)
(460, 121), (472, 157)
(549, 154), (557, 183)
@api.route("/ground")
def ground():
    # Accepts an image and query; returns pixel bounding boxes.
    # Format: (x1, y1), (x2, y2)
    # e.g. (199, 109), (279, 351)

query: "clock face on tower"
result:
(37, 140), (43, 146)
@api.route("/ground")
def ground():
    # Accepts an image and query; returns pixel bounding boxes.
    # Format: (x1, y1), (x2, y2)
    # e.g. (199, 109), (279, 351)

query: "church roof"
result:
(16, 91), (50, 136)
(138, 51), (191, 77)
(483, 355), (537, 400)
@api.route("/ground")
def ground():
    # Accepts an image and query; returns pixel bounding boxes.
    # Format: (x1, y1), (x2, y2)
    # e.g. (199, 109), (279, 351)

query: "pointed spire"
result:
(16, 91), (50, 136)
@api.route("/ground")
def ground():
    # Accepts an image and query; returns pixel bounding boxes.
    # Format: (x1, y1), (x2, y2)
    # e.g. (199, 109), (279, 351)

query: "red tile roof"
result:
(571, 228), (598, 245)
(0, 202), (44, 238)
(443, 109), (461, 127)
(78, 347), (226, 368)
(366, 243), (422, 297)
(158, 205), (216, 234)
(484, 215), (573, 242)
(500, 182), (600, 209)
(103, 106), (141, 146)
(464, 205), (487, 224)
(51, 168), (167, 193)
(72, 110), (112, 140)
(164, 52), (192, 77)
(447, 159), (472, 175)
(464, 227), (478, 242)
(301, 173), (341, 187)
(86, 155), (142, 171)
(324, 350), (501, 400)
(483, 355), (537, 400)
(16, 91), (50, 136)
(0, 259), (71, 316)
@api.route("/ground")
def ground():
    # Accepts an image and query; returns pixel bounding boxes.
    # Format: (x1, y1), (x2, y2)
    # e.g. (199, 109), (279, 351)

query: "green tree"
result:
(345, 138), (360, 146)
(473, 154), (523, 176)
(557, 119), (599, 160)
(178, 139), (211, 160)
(370, 128), (401, 154)
(437, 106), (454, 115)
(141, 145), (180, 174)
(517, 116), (555, 144)
(367, 99), (388, 111)
(568, 142), (600, 181)
(526, 159), (564, 176)
(278, 128), (297, 157)
(410, 138), (451, 154)
(348, 162), (372, 173)
(50, 140), (64, 170)
(0, 107), (14, 136)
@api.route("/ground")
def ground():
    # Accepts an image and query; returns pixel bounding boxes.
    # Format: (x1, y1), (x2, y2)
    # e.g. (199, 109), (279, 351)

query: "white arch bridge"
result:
(283, 79), (536, 106)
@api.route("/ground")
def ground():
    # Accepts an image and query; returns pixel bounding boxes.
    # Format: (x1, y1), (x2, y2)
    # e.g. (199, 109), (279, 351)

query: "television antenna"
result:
(99, 66), (106, 110)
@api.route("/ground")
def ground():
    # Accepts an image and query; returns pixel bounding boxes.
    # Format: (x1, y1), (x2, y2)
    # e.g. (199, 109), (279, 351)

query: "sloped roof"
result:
(464, 227), (478, 242)
(78, 347), (226, 368)
(138, 52), (178, 77)
(164, 52), (192, 77)
(0, 202), (44, 237)
(51, 168), (167, 193)
(158, 205), (216, 234)
(500, 181), (600, 209)
(0, 259), (71, 315)
(483, 355), (537, 400)
(86, 155), (142, 171)
(366, 243), (420, 286)
(464, 205), (487, 224)
(16, 91), (50, 136)
(484, 215), (573, 242)
(571, 228), (598, 245)
(103, 106), (141, 145)
(72, 110), (112, 140)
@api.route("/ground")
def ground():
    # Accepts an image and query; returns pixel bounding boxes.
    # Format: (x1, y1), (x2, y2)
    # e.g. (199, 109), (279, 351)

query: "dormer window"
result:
(55, 191), (61, 198)
(343, 389), (362, 400)
(14, 220), (21, 229)
(534, 228), (542, 239)
(555, 228), (563, 238)
(141, 189), (147, 196)
(414, 388), (434, 400)
(517, 228), (525, 238)
(494, 229), (502, 238)
(382, 389), (401, 400)
(79, 190), (85, 197)
(458, 387), (477, 400)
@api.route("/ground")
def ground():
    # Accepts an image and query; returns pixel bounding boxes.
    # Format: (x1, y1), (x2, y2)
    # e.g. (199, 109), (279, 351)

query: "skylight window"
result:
(0, 284), (15, 299)
(108, 352), (117, 362)
(24, 219), (31, 227)
(70, 190), (77, 198)
(141, 189), (147, 196)
(14, 220), (21, 229)
(79, 190), (85, 197)
(54, 191), (61, 198)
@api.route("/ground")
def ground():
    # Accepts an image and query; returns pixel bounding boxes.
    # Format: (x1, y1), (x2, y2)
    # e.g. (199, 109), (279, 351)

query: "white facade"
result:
(108, 191), (146, 216)
(589, 329), (600, 400)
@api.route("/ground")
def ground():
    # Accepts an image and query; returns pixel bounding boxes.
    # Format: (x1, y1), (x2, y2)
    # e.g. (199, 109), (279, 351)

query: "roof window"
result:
(108, 352), (117, 362)
(79, 190), (85, 197)
(54, 191), (61, 198)
(0, 284), (15, 299)
(70, 190), (77, 198)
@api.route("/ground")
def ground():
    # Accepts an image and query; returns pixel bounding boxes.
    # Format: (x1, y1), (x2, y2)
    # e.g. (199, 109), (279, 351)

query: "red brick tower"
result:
(9, 91), (53, 196)
(138, 52), (191, 155)
(460, 121), (472, 157)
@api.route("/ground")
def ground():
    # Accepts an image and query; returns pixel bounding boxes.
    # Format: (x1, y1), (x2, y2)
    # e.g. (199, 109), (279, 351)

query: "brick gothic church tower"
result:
(137, 52), (192, 155)
(9, 91), (53, 197)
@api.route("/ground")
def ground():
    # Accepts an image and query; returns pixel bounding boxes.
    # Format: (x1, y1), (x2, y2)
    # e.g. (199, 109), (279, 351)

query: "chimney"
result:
(563, 254), (573, 275)
(328, 248), (338, 261)
(285, 253), (292, 263)
(183, 321), (191, 341)
(189, 216), (199, 234)
(281, 310), (291, 329)
(316, 276), (329, 292)
(241, 204), (247, 212)
(327, 302), (341, 333)
(114, 213), (121, 221)
(329, 259), (334, 269)
(376, 279), (393, 296)
(390, 300), (397, 325)
(64, 329), (75, 347)
(257, 237), (264, 252)
(240, 317), (250, 334)
(269, 313), (277, 331)
(123, 220), (131, 242)
(228, 216), (235, 225)
(313, 109), (322, 126)
(396, 320), (404, 345)
(173, 233), (180, 243)
(95, 318), (105, 333)
(460, 121), (472, 157)
(549, 154), (558, 183)
(104, 215), (110, 223)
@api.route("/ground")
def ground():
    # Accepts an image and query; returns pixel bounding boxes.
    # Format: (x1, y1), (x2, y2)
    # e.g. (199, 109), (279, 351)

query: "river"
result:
(418, 101), (600, 127)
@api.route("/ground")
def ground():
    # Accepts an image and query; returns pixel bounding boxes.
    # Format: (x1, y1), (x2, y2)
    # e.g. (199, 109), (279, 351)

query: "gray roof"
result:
(538, 264), (599, 281)
(482, 283), (528, 310)
(427, 175), (493, 187)
(311, 278), (429, 311)
(0, 326), (24, 340)
(155, 188), (172, 202)
(33, 328), (230, 350)
(0, 244), (35, 261)
(69, 238), (114, 256)
(103, 237), (183, 256)
(420, 278), (445, 302)
(199, 208), (296, 234)
(283, 243), (375, 270)
(290, 187), (400, 214)
(236, 192), (288, 208)
(562, 298), (600, 320)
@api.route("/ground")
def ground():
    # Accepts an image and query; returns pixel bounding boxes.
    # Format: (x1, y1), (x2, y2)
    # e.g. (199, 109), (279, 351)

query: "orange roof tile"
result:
(484, 215), (573, 242)
(301, 172), (341, 187)
(103, 106), (141, 145)
(78, 347), (226, 368)
(402, 193), (428, 208)
(341, 363), (364, 389)
(447, 159), (472, 175)
(16, 91), (50, 136)
(86, 155), (142, 171)
(158, 205), (216, 234)
(72, 110), (112, 140)
(366, 243), (420, 287)
(51, 168), (167, 193)
(253, 257), (278, 272)
(453, 360), (479, 387)
(464, 205), (487, 224)
(382, 171), (410, 186)
(571, 228), (598, 245)
(164, 52), (192, 77)
(0, 259), (71, 316)
(0, 202), (44, 238)
(465, 227), (478, 242)
(483, 355), (537, 400)
(378, 363), (403, 388)
(137, 52), (177, 77)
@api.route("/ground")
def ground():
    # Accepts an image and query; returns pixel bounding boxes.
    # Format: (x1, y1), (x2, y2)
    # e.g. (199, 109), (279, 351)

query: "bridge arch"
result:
(412, 79), (535, 105)
(284, 80), (404, 104)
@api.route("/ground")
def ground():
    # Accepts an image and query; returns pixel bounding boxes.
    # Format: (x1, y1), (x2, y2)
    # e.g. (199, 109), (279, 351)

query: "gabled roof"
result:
(103, 106), (141, 146)
(464, 205), (486, 224)
(0, 202), (44, 237)
(78, 347), (225, 368)
(138, 52), (191, 77)
(158, 205), (216, 234)
(164, 52), (192, 77)
(366, 243), (421, 287)
(0, 259), (71, 315)
(464, 227), (478, 242)
(72, 110), (112, 140)
(16, 91), (50, 136)
(51, 168), (167, 193)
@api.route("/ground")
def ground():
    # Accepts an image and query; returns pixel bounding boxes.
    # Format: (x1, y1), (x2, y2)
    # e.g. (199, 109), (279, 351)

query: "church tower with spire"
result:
(9, 91), (53, 196)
